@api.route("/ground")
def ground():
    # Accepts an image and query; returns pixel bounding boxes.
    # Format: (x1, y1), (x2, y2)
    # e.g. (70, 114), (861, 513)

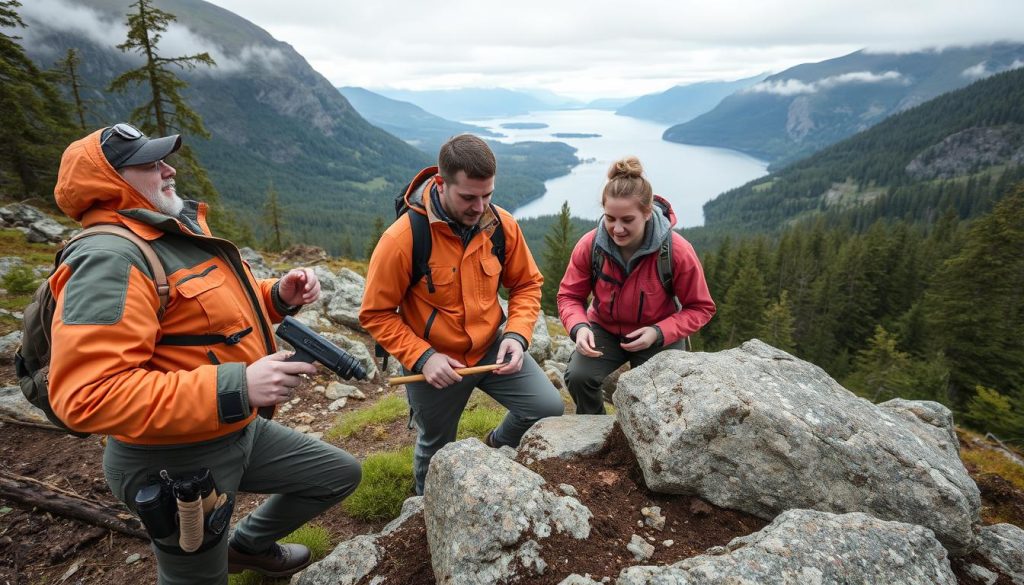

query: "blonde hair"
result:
(602, 156), (653, 213)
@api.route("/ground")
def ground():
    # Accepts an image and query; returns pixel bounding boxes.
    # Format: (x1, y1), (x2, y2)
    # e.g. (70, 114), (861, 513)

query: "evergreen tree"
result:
(108, 0), (237, 236)
(339, 233), (354, 260)
(964, 386), (1024, 441)
(924, 187), (1024, 408)
(0, 0), (74, 196)
(263, 181), (286, 252)
(540, 201), (578, 315)
(844, 326), (915, 402)
(718, 251), (768, 347)
(365, 216), (386, 259)
(762, 291), (796, 352)
(55, 48), (87, 131)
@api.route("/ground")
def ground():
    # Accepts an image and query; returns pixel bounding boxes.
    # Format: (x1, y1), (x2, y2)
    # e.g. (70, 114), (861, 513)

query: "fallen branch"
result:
(0, 414), (61, 432)
(0, 469), (149, 541)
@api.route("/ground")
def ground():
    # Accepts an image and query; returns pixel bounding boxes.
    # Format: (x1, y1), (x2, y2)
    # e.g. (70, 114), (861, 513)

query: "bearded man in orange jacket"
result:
(48, 124), (361, 584)
(360, 134), (564, 495)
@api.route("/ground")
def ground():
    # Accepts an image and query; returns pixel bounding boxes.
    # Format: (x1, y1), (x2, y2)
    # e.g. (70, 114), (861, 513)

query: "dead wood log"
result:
(0, 470), (148, 541)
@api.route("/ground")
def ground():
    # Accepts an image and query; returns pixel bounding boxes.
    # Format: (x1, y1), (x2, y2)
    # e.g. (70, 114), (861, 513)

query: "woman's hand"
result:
(575, 327), (603, 357)
(620, 327), (658, 352)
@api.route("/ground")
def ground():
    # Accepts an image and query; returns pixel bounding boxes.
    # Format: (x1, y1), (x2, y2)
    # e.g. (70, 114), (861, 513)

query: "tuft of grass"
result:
(324, 395), (408, 441)
(961, 448), (1024, 492)
(456, 403), (506, 441)
(546, 319), (567, 338)
(227, 524), (332, 585)
(2, 264), (40, 295)
(342, 446), (415, 521)
(0, 228), (58, 265)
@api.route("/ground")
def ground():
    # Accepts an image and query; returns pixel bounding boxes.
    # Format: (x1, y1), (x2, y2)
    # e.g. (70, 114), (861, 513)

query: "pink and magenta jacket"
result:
(556, 196), (715, 345)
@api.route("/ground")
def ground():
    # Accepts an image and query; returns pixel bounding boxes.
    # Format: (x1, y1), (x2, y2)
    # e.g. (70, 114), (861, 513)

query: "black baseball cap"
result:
(100, 123), (182, 169)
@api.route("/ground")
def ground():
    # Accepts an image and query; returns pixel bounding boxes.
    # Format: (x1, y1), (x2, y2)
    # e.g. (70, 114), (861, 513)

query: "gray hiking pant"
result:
(405, 338), (565, 495)
(564, 323), (685, 415)
(103, 416), (361, 585)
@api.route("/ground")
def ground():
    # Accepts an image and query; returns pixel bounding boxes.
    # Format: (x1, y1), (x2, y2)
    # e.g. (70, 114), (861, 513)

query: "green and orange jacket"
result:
(48, 129), (293, 445)
(359, 167), (543, 370)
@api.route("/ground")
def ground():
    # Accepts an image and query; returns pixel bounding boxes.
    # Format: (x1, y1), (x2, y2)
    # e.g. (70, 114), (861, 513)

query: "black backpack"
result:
(374, 177), (507, 367)
(14, 225), (169, 437)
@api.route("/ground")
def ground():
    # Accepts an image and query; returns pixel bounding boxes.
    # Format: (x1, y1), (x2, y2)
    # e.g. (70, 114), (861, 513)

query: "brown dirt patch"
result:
(975, 472), (1024, 527)
(356, 514), (434, 585)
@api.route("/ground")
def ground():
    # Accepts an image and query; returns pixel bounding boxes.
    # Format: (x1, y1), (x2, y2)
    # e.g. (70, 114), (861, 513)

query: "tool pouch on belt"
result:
(135, 468), (235, 555)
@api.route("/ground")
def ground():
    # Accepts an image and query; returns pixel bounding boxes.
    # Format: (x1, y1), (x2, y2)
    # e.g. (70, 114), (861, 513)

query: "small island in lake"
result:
(552, 132), (602, 138)
(501, 122), (549, 129)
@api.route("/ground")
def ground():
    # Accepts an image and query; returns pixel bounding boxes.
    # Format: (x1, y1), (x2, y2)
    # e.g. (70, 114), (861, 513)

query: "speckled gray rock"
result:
(238, 247), (275, 279)
(424, 439), (592, 585)
(498, 298), (551, 363)
(26, 218), (66, 243)
(558, 575), (602, 584)
(614, 340), (981, 553)
(975, 523), (1024, 584)
(292, 496), (423, 585)
(549, 336), (573, 364)
(0, 331), (21, 359)
(518, 415), (615, 463)
(325, 268), (366, 331)
(617, 509), (956, 585)
(0, 386), (50, 425)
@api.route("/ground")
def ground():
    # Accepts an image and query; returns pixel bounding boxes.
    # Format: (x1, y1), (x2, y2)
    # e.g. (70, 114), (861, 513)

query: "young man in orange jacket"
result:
(48, 124), (361, 584)
(360, 134), (564, 495)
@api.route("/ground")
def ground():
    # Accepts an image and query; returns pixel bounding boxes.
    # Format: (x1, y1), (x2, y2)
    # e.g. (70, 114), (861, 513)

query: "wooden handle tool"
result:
(388, 362), (505, 386)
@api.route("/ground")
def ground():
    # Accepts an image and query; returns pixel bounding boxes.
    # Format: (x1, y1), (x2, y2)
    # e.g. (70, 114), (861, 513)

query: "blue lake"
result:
(465, 109), (768, 228)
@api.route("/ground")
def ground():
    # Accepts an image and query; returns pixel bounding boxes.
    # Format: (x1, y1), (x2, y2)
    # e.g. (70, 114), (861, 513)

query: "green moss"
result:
(341, 447), (415, 521)
(324, 395), (407, 441)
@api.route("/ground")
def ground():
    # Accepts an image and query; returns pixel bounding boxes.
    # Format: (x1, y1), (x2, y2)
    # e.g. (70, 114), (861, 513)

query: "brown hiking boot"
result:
(484, 429), (500, 448)
(227, 542), (312, 577)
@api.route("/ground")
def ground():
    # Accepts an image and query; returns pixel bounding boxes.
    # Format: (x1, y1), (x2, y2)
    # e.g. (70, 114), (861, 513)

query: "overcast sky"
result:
(23, 0), (1024, 101)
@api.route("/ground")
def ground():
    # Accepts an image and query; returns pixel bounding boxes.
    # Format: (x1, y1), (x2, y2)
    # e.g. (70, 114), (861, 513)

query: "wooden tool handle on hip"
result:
(388, 363), (504, 386)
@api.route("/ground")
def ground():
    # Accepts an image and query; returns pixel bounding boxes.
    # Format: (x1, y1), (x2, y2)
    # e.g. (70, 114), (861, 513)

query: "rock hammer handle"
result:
(388, 363), (504, 386)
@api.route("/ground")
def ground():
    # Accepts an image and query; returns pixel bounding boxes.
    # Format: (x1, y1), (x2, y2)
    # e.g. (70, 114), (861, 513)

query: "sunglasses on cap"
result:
(100, 123), (144, 146)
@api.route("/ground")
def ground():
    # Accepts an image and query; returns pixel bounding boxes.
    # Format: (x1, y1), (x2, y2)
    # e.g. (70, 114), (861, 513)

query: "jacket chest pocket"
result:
(477, 256), (502, 301)
(173, 266), (247, 334)
(425, 265), (459, 307)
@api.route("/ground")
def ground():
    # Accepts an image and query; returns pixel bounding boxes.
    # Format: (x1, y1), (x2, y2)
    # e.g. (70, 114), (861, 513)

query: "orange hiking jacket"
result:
(359, 167), (543, 370)
(48, 130), (289, 445)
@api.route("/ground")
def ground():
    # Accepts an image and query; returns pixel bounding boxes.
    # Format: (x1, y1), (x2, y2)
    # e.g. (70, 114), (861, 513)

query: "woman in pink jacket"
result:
(557, 156), (716, 414)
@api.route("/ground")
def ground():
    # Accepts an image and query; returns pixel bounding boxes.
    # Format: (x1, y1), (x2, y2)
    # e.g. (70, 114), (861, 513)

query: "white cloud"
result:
(16, 0), (285, 75)
(963, 59), (1024, 79)
(745, 71), (908, 96)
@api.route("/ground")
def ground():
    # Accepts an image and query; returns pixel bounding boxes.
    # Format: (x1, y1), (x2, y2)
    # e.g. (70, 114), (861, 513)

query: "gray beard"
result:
(148, 189), (184, 217)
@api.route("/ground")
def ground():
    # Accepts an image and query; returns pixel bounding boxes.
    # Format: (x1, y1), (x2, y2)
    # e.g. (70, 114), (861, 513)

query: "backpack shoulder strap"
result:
(657, 235), (674, 297)
(488, 204), (506, 266)
(407, 209), (434, 293)
(589, 233), (605, 289)
(65, 225), (169, 319)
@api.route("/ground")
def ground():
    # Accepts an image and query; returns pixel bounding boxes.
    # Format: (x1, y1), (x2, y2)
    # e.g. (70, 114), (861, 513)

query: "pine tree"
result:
(365, 216), (386, 259)
(964, 386), (1024, 441)
(263, 181), (286, 252)
(108, 0), (237, 236)
(718, 251), (768, 347)
(924, 187), (1024, 409)
(762, 291), (796, 352)
(339, 233), (354, 260)
(540, 201), (578, 315)
(844, 326), (916, 402)
(0, 0), (74, 196)
(55, 48), (87, 131)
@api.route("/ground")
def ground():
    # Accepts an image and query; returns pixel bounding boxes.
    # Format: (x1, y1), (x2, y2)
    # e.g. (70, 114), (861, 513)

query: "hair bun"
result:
(608, 156), (644, 180)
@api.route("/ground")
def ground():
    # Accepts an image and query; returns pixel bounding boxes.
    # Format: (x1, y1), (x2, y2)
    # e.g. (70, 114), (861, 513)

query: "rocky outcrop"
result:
(0, 203), (67, 243)
(323, 268), (366, 331)
(617, 509), (956, 584)
(906, 124), (1024, 180)
(238, 247), (276, 279)
(292, 497), (424, 585)
(613, 340), (981, 554)
(975, 523), (1024, 585)
(518, 415), (616, 463)
(424, 439), (591, 584)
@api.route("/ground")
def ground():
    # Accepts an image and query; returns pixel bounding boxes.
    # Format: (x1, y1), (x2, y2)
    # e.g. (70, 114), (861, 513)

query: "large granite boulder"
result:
(975, 523), (1024, 584)
(617, 509), (956, 584)
(238, 247), (275, 279)
(518, 415), (616, 463)
(424, 439), (591, 585)
(614, 340), (981, 553)
(292, 496), (423, 585)
(324, 268), (366, 331)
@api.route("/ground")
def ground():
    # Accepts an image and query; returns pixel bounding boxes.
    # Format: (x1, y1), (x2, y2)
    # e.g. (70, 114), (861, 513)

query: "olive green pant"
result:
(564, 324), (685, 414)
(103, 416), (361, 585)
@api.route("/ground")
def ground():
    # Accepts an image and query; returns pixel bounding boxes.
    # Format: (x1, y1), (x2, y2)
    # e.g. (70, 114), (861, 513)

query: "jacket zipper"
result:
(637, 291), (645, 323)
(423, 308), (438, 341)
